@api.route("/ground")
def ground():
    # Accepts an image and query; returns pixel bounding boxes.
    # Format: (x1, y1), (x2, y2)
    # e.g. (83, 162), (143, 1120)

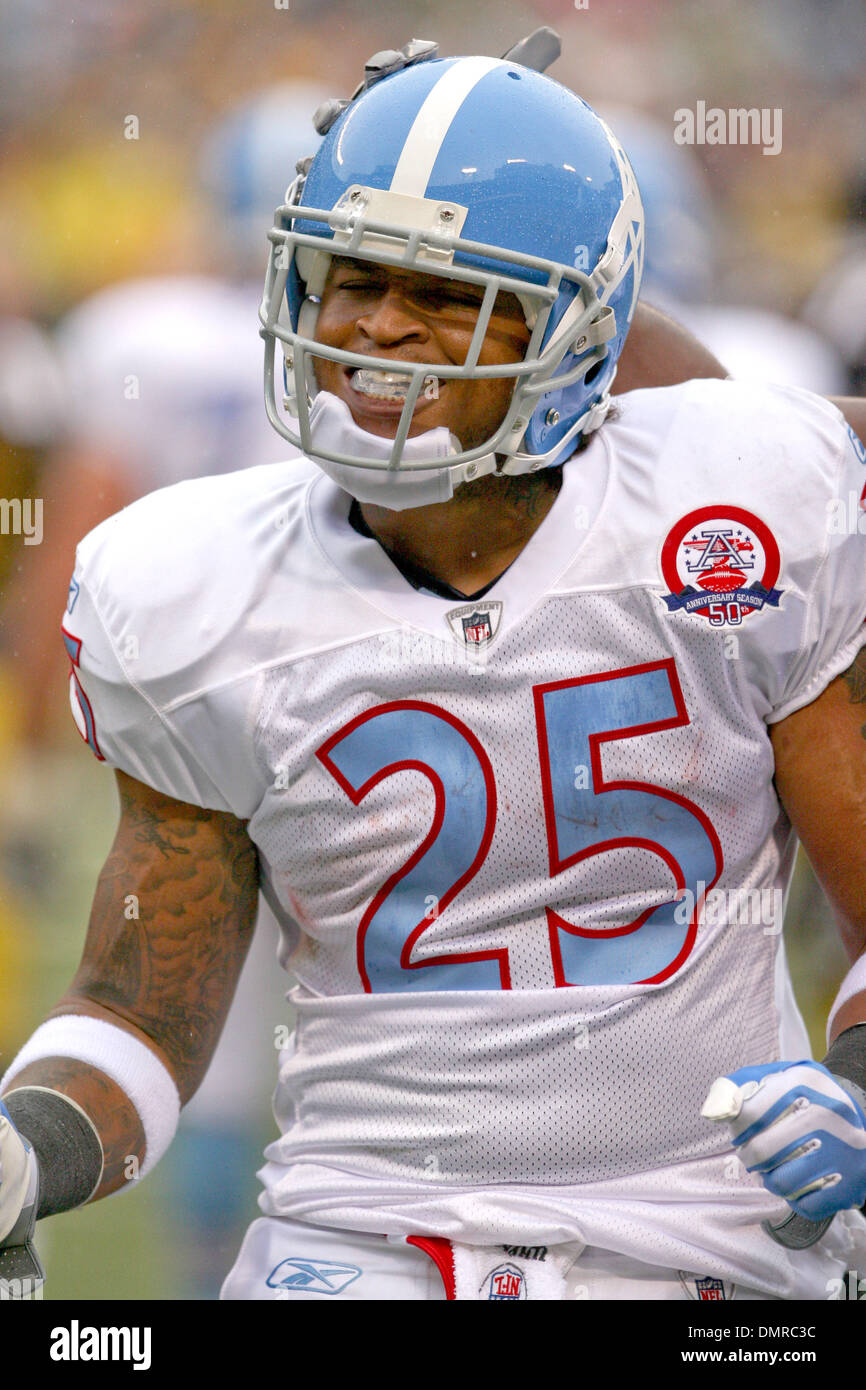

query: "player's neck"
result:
(358, 468), (564, 593)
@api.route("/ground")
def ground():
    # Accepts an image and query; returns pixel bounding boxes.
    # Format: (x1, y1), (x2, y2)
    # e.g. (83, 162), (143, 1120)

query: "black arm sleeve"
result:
(823, 1024), (866, 1114)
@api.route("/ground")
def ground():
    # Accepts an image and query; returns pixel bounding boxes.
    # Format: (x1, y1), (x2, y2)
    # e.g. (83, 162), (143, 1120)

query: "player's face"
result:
(312, 257), (531, 449)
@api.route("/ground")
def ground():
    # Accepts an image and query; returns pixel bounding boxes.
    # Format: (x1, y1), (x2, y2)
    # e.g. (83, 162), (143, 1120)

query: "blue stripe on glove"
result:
(703, 1060), (866, 1221)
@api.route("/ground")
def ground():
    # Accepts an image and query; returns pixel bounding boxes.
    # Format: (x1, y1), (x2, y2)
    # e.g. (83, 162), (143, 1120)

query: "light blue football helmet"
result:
(598, 105), (716, 309)
(260, 42), (644, 484)
(198, 81), (327, 274)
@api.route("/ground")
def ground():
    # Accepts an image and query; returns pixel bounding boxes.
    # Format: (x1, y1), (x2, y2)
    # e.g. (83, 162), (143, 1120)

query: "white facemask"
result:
(305, 392), (497, 511)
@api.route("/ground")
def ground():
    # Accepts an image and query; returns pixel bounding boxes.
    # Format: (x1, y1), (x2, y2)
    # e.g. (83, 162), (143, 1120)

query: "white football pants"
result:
(220, 1215), (778, 1301)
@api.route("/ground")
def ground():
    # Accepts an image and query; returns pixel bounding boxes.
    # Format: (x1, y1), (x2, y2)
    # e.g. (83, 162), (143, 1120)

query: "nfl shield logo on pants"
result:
(446, 600), (504, 650)
(484, 1263), (527, 1300)
(679, 1270), (735, 1300)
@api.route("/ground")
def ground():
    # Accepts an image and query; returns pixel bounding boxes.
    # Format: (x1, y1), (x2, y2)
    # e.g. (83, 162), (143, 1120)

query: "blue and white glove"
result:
(0, 1097), (41, 1280)
(702, 1060), (866, 1220)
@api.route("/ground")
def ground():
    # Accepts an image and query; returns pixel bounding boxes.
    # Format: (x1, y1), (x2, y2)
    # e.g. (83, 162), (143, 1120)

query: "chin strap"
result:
(302, 387), (604, 502)
(305, 392), (499, 510)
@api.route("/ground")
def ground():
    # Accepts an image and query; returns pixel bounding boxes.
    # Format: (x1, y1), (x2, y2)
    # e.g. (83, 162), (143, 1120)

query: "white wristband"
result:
(1, 1016), (181, 1177)
(827, 955), (866, 1047)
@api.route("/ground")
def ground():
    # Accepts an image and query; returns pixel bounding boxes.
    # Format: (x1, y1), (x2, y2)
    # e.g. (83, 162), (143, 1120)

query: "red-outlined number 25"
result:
(318, 662), (722, 992)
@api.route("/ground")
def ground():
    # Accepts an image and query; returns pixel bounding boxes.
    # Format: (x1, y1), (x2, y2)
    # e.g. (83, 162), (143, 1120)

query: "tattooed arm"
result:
(0, 769), (259, 1198)
(771, 646), (866, 1041)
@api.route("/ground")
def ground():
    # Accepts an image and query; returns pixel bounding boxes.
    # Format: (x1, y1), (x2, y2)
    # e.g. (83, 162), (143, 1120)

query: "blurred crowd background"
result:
(0, 0), (863, 1299)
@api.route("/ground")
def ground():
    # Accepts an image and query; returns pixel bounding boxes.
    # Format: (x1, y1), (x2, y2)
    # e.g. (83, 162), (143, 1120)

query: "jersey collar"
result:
(304, 433), (611, 645)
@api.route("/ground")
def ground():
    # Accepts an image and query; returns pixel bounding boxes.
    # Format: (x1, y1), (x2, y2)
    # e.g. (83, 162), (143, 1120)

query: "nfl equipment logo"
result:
(445, 599), (504, 650)
(696, 1276), (726, 1300)
(484, 1263), (527, 1300)
(679, 1270), (734, 1301)
(463, 610), (492, 645)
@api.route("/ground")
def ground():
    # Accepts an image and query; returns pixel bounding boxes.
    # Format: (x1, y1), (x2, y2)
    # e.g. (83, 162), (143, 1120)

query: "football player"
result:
(0, 85), (324, 1299)
(3, 39), (866, 1301)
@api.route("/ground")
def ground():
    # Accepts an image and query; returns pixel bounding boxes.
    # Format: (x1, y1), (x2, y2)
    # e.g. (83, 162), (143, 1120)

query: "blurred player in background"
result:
(0, 82), (324, 1298)
(0, 316), (65, 1067)
(603, 106), (848, 396)
(804, 174), (866, 399)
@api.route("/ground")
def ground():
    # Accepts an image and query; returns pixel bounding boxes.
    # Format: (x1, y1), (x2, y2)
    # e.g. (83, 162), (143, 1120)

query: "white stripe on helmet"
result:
(389, 57), (504, 197)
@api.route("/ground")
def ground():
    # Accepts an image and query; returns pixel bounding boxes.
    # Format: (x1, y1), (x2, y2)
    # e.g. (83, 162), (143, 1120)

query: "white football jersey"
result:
(62, 379), (866, 1295)
(681, 304), (847, 395)
(56, 276), (291, 492)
